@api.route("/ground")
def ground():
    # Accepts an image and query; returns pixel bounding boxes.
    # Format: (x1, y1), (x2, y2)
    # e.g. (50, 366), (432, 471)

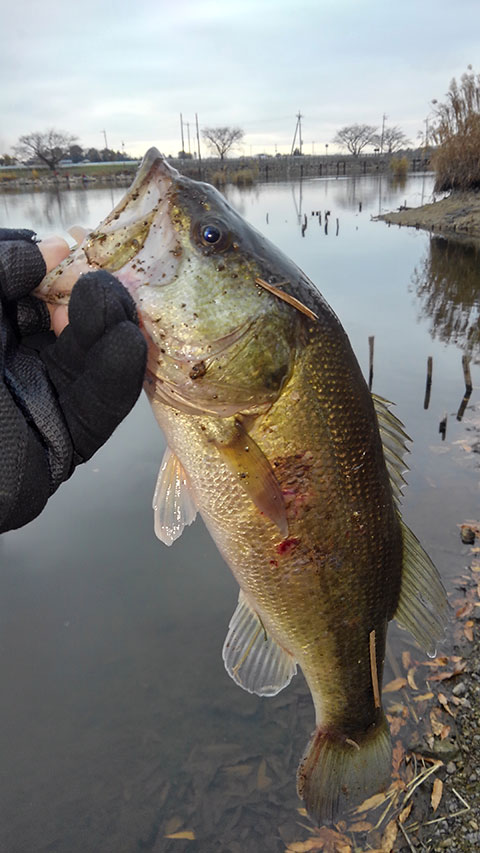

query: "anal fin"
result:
(222, 590), (297, 696)
(152, 447), (197, 546)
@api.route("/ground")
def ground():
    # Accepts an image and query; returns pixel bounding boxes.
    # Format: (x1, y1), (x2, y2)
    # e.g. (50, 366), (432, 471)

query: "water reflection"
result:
(412, 236), (480, 357)
(1, 174), (480, 852)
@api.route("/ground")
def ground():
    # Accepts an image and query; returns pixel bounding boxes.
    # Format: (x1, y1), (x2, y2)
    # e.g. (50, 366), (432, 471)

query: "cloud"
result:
(1, 0), (478, 157)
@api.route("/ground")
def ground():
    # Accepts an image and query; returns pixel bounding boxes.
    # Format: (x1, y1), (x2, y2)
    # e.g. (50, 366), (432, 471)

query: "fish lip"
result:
(36, 148), (181, 303)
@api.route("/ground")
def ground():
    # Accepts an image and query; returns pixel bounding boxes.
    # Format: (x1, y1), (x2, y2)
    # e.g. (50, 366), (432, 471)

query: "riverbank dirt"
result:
(377, 191), (480, 243)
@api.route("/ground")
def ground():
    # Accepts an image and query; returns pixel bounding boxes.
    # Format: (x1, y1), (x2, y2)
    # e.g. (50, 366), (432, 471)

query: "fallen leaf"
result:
(165, 830), (196, 840)
(429, 664), (467, 682)
(401, 651), (412, 670)
(456, 602), (474, 619)
(383, 677), (407, 693)
(381, 819), (398, 852)
(419, 656), (449, 668)
(438, 693), (455, 717)
(297, 808), (308, 816)
(430, 710), (444, 737)
(407, 667), (418, 690)
(286, 840), (324, 852)
(257, 758), (272, 790)
(431, 778), (443, 812)
(348, 821), (373, 832)
(413, 692), (434, 702)
(440, 724), (451, 740)
(387, 715), (406, 736)
(354, 791), (387, 813)
(464, 621), (474, 642)
(392, 741), (404, 773)
(398, 802), (412, 824)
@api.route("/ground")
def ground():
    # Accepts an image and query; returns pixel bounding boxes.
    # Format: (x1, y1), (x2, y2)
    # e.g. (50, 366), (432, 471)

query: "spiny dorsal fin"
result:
(395, 519), (448, 657)
(222, 590), (297, 696)
(152, 447), (197, 546)
(372, 393), (410, 506)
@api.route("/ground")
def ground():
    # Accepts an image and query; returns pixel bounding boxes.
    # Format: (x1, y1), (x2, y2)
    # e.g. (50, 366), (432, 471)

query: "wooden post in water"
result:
(423, 356), (433, 409)
(462, 355), (473, 394)
(439, 414), (447, 441)
(368, 336), (374, 390)
(457, 355), (473, 420)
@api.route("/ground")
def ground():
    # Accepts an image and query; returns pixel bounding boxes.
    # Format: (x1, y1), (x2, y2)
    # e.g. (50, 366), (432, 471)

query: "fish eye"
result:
(195, 219), (231, 252)
(202, 224), (221, 244)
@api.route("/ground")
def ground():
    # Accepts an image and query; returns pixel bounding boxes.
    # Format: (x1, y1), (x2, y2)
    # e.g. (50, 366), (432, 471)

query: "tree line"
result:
(4, 64), (478, 190)
(0, 130), (135, 171)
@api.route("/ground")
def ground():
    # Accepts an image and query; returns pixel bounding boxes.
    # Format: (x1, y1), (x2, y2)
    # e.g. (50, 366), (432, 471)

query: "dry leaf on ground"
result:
(431, 778), (443, 812)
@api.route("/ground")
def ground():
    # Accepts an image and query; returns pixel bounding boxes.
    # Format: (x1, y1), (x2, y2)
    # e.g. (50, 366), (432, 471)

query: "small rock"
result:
(446, 761), (457, 774)
(452, 682), (466, 696)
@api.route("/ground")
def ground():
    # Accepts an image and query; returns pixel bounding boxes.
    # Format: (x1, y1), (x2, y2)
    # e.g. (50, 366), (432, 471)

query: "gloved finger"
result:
(55, 320), (147, 462)
(0, 384), (52, 532)
(14, 294), (51, 337)
(0, 234), (46, 302)
(42, 270), (140, 394)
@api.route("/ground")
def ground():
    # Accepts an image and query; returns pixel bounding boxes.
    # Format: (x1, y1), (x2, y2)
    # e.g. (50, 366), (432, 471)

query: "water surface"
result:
(1, 174), (479, 852)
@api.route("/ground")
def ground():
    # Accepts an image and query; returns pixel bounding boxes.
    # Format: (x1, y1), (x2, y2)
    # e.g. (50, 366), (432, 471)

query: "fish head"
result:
(38, 148), (307, 416)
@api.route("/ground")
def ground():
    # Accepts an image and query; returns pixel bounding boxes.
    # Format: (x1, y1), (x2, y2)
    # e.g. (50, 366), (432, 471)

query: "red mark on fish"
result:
(276, 537), (300, 555)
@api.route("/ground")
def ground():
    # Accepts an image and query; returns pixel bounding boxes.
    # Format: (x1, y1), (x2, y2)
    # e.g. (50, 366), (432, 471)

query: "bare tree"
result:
(14, 129), (77, 172)
(371, 126), (411, 153)
(332, 124), (378, 156)
(201, 126), (244, 159)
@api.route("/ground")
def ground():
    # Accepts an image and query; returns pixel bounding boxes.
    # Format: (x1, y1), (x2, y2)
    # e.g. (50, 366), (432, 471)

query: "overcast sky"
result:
(1, 0), (478, 159)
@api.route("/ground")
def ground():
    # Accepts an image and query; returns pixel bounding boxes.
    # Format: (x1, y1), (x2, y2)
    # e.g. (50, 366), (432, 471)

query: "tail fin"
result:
(297, 713), (391, 825)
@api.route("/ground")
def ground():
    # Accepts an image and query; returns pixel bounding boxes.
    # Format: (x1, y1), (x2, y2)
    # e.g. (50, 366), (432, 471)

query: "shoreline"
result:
(376, 190), (480, 243)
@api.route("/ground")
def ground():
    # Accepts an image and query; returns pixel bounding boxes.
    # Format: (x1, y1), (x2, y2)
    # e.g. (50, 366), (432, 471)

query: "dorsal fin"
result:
(372, 393), (410, 506)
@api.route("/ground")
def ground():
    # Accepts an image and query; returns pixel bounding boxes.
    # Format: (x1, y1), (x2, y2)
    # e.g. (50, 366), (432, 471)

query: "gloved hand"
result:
(0, 228), (147, 533)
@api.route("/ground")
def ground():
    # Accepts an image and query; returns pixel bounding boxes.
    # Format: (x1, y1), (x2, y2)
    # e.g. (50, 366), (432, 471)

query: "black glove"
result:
(0, 228), (147, 533)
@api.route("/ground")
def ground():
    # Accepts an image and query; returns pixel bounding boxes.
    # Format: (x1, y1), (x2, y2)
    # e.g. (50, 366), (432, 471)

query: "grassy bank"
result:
(377, 191), (480, 242)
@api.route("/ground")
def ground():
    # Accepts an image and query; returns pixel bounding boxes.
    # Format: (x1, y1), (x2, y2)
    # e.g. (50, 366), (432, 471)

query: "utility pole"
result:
(195, 113), (202, 163)
(101, 129), (109, 150)
(380, 113), (387, 153)
(291, 111), (303, 155)
(180, 113), (185, 153)
(186, 122), (191, 154)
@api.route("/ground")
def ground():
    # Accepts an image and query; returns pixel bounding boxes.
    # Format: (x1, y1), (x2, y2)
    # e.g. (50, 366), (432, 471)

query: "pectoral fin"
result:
(152, 447), (197, 545)
(222, 590), (297, 696)
(215, 419), (288, 536)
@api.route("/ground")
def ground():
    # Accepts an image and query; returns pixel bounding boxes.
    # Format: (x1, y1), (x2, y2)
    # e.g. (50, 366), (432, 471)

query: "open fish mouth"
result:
(35, 148), (181, 303)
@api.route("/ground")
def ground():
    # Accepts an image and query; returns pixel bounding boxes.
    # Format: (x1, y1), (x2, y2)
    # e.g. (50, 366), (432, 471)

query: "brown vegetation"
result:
(431, 66), (480, 192)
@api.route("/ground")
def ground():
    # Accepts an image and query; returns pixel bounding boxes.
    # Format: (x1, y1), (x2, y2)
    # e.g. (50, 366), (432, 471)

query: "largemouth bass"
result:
(37, 149), (447, 824)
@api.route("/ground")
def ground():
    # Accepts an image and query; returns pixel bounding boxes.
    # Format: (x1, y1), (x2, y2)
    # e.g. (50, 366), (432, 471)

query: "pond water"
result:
(0, 174), (479, 852)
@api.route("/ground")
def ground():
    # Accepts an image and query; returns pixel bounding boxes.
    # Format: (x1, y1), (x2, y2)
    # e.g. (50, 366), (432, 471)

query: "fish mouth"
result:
(36, 148), (181, 302)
